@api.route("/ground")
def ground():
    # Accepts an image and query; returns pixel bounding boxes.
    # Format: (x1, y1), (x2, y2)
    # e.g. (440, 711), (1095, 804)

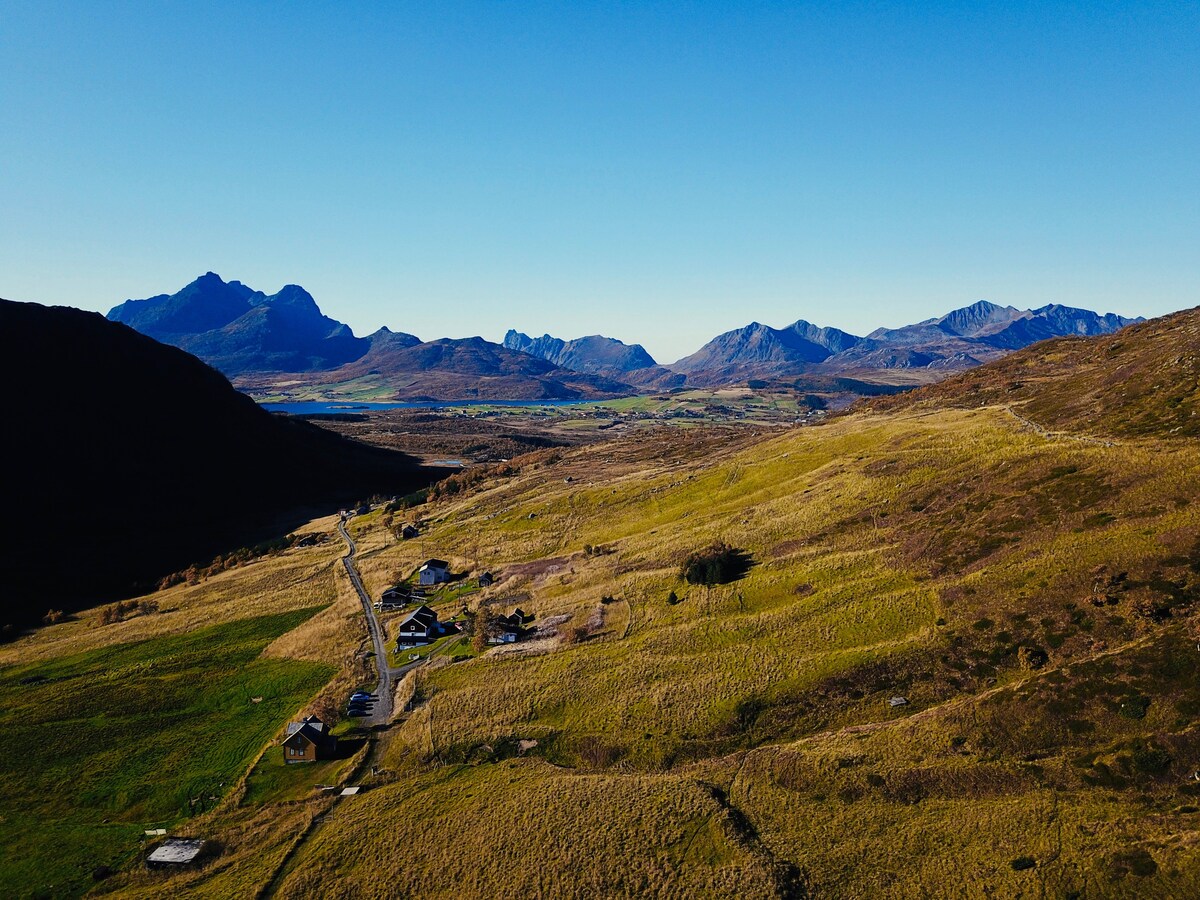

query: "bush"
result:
(1130, 739), (1171, 775)
(42, 609), (65, 625)
(1010, 856), (1036, 871)
(1017, 646), (1049, 670)
(680, 542), (752, 586)
(560, 625), (590, 646)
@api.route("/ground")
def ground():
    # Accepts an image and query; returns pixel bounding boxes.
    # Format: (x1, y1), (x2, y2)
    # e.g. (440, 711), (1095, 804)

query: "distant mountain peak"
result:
(504, 329), (657, 375)
(107, 275), (372, 375)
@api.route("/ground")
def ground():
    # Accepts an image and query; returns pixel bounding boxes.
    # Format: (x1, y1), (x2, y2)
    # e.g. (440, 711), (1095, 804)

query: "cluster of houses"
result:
(487, 607), (532, 644)
(370, 555), (532, 651)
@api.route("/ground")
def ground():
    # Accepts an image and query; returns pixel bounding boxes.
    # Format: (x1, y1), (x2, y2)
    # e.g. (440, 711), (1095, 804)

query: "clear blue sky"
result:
(2, 1), (1196, 362)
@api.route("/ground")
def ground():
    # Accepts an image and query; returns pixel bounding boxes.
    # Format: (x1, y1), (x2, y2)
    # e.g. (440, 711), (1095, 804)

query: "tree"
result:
(472, 607), (497, 653)
(680, 542), (752, 586)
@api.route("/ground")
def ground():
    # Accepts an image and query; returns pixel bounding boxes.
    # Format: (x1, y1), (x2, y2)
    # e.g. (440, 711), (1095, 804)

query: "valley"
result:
(3, 308), (1198, 897)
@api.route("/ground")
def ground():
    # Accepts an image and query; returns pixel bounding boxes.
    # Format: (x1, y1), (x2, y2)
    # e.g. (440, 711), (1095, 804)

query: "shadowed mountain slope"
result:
(1, 299), (446, 629)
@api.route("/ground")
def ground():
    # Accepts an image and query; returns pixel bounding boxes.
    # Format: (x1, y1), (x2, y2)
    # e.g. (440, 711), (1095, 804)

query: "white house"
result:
(418, 559), (450, 586)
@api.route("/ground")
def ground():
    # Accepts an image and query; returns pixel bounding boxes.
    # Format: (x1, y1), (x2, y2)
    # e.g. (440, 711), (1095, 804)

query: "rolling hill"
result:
(868, 304), (1200, 439)
(0, 298), (445, 631)
(241, 335), (635, 401)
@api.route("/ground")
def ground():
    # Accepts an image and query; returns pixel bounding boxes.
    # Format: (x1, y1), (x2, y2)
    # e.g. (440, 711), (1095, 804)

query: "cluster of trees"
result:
(424, 449), (564, 503)
(156, 534), (300, 591)
(680, 542), (752, 586)
(98, 597), (159, 625)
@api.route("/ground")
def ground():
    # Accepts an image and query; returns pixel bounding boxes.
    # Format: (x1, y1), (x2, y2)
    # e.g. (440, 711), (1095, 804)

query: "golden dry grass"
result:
(25, 401), (1200, 898)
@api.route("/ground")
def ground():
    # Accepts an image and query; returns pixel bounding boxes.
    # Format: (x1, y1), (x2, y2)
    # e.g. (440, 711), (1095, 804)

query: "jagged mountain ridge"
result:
(108, 272), (373, 373)
(108, 275), (1145, 396)
(503, 330), (657, 375)
(672, 301), (1143, 386)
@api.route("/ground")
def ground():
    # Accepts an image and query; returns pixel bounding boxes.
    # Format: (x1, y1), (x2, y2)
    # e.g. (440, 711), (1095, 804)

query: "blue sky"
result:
(2, 1), (1196, 362)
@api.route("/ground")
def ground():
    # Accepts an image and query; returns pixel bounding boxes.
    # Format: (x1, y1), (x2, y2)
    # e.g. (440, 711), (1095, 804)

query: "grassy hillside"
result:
(869, 304), (1200, 439)
(251, 392), (1197, 897)
(0, 608), (334, 897)
(6, 312), (1199, 897)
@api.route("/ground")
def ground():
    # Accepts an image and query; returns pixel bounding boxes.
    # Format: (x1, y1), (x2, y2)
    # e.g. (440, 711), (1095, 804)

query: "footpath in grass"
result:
(0, 607), (334, 898)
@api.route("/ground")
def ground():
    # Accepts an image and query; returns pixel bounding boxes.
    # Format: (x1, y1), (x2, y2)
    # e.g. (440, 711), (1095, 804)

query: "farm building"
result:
(479, 571), (494, 587)
(419, 559), (450, 585)
(395, 605), (444, 648)
(282, 715), (338, 763)
(400, 523), (419, 539)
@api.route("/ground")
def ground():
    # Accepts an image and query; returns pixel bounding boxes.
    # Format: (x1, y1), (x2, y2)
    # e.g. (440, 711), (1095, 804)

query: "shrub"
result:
(560, 625), (590, 646)
(1130, 739), (1171, 775)
(1010, 856), (1036, 871)
(1018, 646), (1049, 670)
(42, 609), (65, 625)
(1117, 693), (1151, 720)
(680, 542), (752, 586)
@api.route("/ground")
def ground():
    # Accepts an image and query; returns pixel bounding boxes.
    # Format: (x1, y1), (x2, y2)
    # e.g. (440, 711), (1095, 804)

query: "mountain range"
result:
(107, 274), (1145, 399)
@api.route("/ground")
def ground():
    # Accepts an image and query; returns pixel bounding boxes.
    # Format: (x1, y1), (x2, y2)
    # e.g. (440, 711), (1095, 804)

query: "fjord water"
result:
(261, 399), (585, 415)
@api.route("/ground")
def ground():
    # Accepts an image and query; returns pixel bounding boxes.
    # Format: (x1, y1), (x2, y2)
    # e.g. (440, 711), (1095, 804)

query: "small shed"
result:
(146, 837), (206, 869)
(400, 524), (419, 540)
(888, 696), (909, 708)
(479, 571), (494, 588)
(419, 559), (450, 586)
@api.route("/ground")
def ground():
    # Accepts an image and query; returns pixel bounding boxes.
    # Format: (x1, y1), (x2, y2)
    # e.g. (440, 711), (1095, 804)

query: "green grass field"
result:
(0, 607), (334, 897)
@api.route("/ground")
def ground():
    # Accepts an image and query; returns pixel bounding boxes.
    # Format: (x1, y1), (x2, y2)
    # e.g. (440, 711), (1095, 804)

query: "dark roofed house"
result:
(379, 586), (408, 609)
(282, 714), (337, 763)
(401, 524), (419, 540)
(396, 605), (443, 648)
(479, 571), (494, 587)
(419, 559), (450, 586)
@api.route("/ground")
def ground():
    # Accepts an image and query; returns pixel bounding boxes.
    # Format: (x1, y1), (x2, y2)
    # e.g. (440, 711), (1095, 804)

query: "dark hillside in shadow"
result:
(1, 299), (448, 629)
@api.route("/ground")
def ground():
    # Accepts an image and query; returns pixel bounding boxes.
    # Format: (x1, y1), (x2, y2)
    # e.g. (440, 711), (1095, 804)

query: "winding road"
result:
(337, 515), (423, 725)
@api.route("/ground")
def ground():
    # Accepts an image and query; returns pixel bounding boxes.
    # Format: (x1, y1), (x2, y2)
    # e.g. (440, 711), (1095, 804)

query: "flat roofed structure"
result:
(147, 837), (205, 868)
